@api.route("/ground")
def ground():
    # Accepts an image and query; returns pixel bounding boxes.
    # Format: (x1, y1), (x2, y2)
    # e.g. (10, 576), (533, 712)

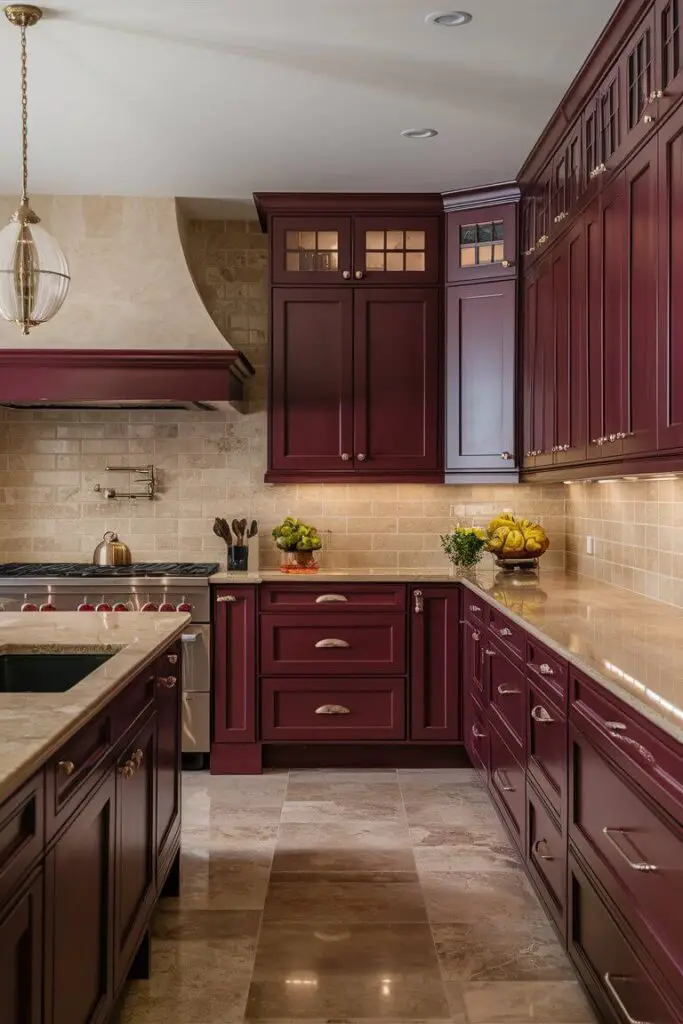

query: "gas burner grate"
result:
(0, 562), (220, 579)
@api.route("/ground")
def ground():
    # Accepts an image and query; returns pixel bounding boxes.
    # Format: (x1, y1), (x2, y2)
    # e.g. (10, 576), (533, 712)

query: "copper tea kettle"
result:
(92, 530), (132, 566)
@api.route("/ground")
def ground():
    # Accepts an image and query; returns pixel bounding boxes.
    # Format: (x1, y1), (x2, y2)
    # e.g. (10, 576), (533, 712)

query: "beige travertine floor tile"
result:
(412, 833), (520, 874)
(263, 872), (427, 923)
(455, 980), (596, 1022)
(421, 869), (545, 924)
(163, 846), (272, 910)
(281, 798), (405, 823)
(272, 820), (415, 874)
(246, 922), (453, 1021)
(432, 919), (573, 981)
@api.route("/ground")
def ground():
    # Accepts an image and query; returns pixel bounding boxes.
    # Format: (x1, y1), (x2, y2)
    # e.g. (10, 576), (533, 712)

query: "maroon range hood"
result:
(0, 349), (254, 410)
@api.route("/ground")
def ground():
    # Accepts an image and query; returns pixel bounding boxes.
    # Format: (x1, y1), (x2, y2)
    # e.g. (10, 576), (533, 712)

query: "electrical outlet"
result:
(586, 535), (595, 556)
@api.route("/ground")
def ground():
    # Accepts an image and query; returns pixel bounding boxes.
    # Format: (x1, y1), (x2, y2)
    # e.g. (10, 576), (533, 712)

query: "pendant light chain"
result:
(20, 20), (28, 201)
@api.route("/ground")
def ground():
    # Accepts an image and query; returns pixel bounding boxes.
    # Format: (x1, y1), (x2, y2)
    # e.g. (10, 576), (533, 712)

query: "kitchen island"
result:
(0, 611), (188, 1024)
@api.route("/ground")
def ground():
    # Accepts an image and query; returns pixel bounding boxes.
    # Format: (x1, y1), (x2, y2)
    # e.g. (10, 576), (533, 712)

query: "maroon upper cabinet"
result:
(657, 0), (683, 115)
(353, 216), (440, 285)
(521, 270), (538, 469)
(531, 254), (554, 468)
(446, 201), (517, 283)
(443, 186), (520, 484)
(658, 103), (683, 450)
(270, 216), (352, 285)
(551, 118), (585, 234)
(270, 288), (354, 475)
(409, 586), (461, 741)
(550, 221), (588, 467)
(584, 61), (622, 190)
(354, 288), (440, 474)
(621, 9), (659, 155)
(213, 587), (257, 745)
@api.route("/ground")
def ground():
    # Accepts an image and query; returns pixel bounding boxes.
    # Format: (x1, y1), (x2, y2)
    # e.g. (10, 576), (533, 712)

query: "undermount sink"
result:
(0, 652), (114, 694)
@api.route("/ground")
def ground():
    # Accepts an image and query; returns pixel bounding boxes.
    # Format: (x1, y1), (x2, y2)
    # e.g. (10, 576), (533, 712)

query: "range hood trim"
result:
(0, 349), (255, 406)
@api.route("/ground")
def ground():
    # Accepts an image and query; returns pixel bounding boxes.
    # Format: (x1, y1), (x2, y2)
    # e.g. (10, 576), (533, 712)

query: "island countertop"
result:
(0, 611), (189, 805)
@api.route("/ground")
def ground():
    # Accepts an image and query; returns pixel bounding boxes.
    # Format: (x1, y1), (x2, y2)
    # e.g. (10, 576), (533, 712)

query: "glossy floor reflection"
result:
(118, 768), (597, 1024)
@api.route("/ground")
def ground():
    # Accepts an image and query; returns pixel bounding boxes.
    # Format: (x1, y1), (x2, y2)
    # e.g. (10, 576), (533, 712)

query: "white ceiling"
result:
(0, 0), (620, 208)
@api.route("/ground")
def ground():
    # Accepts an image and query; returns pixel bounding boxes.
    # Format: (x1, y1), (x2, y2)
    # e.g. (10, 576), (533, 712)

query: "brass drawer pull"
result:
(471, 630), (480, 642)
(315, 704), (350, 715)
(495, 769), (515, 792)
(533, 838), (554, 861)
(603, 973), (651, 1024)
(604, 722), (656, 766)
(315, 638), (350, 648)
(531, 705), (554, 723)
(57, 759), (75, 776)
(469, 604), (482, 613)
(158, 675), (177, 688)
(216, 594), (237, 603)
(497, 684), (521, 696)
(472, 725), (486, 739)
(538, 663), (554, 676)
(498, 627), (513, 637)
(601, 827), (657, 873)
(414, 589), (424, 613)
(315, 594), (349, 603)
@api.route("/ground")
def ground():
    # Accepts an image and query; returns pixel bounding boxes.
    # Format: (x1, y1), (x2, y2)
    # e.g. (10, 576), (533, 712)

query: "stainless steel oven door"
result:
(180, 625), (210, 693)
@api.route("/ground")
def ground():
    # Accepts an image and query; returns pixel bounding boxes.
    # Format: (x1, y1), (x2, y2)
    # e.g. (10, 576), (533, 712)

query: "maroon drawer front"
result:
(527, 782), (566, 930)
(464, 595), (487, 628)
(0, 774), (44, 907)
(260, 583), (406, 613)
(260, 677), (406, 741)
(528, 680), (566, 819)
(488, 607), (525, 661)
(463, 620), (487, 704)
(570, 726), (683, 990)
(526, 636), (567, 703)
(111, 666), (156, 744)
(260, 613), (406, 675)
(488, 644), (526, 753)
(46, 710), (113, 840)
(568, 852), (680, 1024)
(489, 720), (526, 849)
(571, 670), (683, 823)
(464, 692), (489, 782)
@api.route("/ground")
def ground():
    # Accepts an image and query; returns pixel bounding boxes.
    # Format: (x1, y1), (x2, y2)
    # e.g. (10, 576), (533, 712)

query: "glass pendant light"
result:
(0, 4), (70, 335)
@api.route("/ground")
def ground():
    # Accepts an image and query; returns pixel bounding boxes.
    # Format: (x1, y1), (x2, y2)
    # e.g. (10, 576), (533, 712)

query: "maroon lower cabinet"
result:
(269, 287), (354, 478)
(488, 719), (526, 851)
(45, 769), (116, 1024)
(569, 723), (683, 1001)
(260, 677), (406, 741)
(0, 871), (43, 1024)
(154, 645), (182, 880)
(409, 585), (461, 741)
(464, 690), (489, 784)
(260, 612), (406, 676)
(213, 587), (257, 753)
(527, 677), (566, 819)
(487, 643), (526, 754)
(445, 279), (517, 482)
(463, 618), (486, 705)
(114, 713), (157, 989)
(568, 850), (682, 1023)
(527, 781), (566, 936)
(352, 287), (440, 476)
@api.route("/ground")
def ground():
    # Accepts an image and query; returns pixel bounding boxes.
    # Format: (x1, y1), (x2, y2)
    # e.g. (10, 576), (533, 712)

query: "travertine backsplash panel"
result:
(0, 218), (566, 569)
(566, 478), (683, 608)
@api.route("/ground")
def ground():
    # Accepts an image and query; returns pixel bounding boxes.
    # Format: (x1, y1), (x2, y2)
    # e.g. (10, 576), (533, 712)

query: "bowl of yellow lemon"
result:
(485, 513), (549, 570)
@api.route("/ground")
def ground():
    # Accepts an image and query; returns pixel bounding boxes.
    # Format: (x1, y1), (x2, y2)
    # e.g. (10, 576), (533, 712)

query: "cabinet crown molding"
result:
(253, 192), (443, 231)
(442, 182), (521, 212)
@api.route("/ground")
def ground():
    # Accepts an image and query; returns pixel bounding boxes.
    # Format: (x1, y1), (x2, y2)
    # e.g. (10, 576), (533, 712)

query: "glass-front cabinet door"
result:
(271, 217), (352, 284)
(352, 216), (440, 284)
(446, 203), (517, 283)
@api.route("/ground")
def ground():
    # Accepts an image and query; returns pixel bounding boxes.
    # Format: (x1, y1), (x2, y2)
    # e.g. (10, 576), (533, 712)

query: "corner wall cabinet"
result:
(0, 639), (182, 1024)
(255, 194), (443, 483)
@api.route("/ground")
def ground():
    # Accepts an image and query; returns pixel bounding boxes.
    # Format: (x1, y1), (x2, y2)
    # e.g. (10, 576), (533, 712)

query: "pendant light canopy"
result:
(0, 4), (70, 335)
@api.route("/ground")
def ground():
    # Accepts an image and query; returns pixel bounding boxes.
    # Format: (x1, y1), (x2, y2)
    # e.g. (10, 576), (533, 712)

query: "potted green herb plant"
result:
(272, 516), (323, 573)
(440, 525), (488, 571)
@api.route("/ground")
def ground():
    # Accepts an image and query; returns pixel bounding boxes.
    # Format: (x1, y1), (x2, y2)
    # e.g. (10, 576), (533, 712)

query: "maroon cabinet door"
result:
(623, 139), (658, 457)
(522, 270), (538, 467)
(0, 872), (42, 1024)
(114, 713), (156, 988)
(445, 280), (516, 478)
(527, 783), (566, 933)
(409, 586), (461, 741)
(270, 288), (354, 476)
(488, 645), (526, 754)
(656, 0), (683, 116)
(46, 770), (116, 1024)
(489, 720), (526, 850)
(155, 645), (181, 876)
(353, 216), (440, 285)
(533, 256), (554, 466)
(213, 587), (257, 743)
(446, 203), (517, 283)
(464, 691), (489, 782)
(658, 104), (683, 450)
(463, 617), (486, 705)
(270, 216), (352, 284)
(554, 221), (588, 466)
(353, 288), (440, 474)
(527, 680), (566, 819)
(620, 10), (658, 158)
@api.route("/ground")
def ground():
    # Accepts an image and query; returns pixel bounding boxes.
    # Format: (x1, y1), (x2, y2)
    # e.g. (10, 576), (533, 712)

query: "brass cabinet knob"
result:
(501, 259), (514, 268)
(500, 451), (512, 460)
(522, 247), (536, 256)
(643, 113), (655, 124)
(131, 748), (144, 767)
(158, 675), (177, 688)
(354, 270), (365, 280)
(120, 762), (135, 778)
(357, 453), (367, 461)
(167, 653), (178, 665)
(553, 212), (567, 224)
(537, 234), (549, 245)
(649, 89), (663, 102)
(342, 270), (352, 279)
(590, 163), (607, 179)
(57, 760), (75, 776)
(341, 453), (350, 461)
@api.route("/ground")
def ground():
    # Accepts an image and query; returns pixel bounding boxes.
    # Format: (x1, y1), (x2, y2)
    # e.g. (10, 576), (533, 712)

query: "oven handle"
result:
(181, 633), (198, 643)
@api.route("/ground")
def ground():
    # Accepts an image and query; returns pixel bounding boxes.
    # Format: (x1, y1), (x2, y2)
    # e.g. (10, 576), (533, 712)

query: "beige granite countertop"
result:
(211, 565), (683, 745)
(0, 611), (190, 804)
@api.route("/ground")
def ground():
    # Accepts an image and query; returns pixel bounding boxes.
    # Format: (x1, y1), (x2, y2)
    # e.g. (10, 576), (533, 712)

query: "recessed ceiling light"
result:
(401, 128), (438, 139)
(426, 10), (472, 27)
